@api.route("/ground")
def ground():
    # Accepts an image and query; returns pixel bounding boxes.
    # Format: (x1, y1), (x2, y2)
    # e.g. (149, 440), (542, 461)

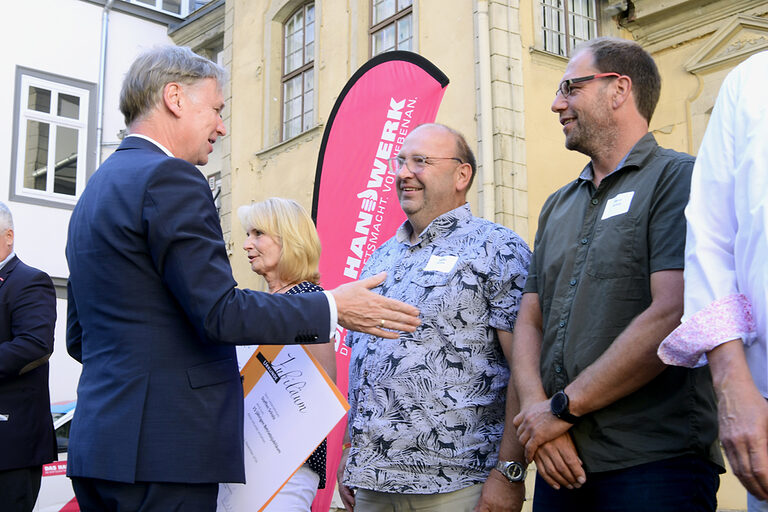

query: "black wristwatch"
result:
(494, 460), (526, 483)
(550, 390), (580, 424)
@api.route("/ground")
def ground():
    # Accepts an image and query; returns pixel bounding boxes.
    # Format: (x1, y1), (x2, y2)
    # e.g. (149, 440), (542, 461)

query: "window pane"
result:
(23, 120), (49, 191)
(373, 0), (396, 25)
(372, 24), (396, 55)
(285, 8), (306, 74)
(303, 69), (314, 130)
(287, 49), (303, 73)
(162, 0), (181, 14)
(282, 4), (314, 141)
(54, 126), (78, 196)
(397, 15), (412, 48)
(285, 10), (298, 35)
(306, 4), (315, 24)
(283, 75), (303, 139)
(568, 0), (596, 46)
(135, 0), (155, 5)
(398, 0), (413, 9)
(286, 32), (303, 65)
(58, 93), (80, 120)
(541, 0), (567, 56)
(304, 5), (315, 66)
(28, 86), (51, 113)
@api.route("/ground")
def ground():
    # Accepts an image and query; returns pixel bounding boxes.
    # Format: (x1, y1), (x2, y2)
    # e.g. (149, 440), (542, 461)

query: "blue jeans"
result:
(533, 455), (720, 512)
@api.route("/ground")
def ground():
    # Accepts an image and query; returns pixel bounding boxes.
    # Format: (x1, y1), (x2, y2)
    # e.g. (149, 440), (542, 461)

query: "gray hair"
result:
(119, 45), (227, 127)
(0, 202), (14, 231)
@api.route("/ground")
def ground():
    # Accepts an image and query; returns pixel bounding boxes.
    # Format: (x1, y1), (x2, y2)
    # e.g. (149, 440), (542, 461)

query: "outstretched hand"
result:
(331, 272), (420, 339)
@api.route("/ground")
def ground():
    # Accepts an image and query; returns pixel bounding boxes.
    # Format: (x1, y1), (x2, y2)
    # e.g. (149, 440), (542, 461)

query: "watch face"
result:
(505, 462), (525, 482)
(551, 391), (568, 416)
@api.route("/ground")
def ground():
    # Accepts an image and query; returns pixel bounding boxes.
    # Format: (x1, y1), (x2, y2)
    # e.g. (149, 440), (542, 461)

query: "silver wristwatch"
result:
(494, 460), (526, 483)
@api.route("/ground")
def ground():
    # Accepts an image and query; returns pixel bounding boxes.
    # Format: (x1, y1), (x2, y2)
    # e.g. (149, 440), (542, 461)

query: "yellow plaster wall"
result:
(227, 0), (481, 289)
(516, 0), (588, 245)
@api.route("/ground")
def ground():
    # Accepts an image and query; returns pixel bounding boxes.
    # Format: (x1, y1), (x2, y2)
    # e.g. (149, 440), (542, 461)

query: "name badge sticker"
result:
(601, 191), (635, 220)
(424, 255), (458, 273)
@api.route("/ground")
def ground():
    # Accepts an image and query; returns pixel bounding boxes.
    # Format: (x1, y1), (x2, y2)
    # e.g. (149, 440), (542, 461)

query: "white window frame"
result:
(370, 0), (413, 57)
(126, 0), (192, 17)
(539, 0), (598, 57)
(10, 68), (95, 208)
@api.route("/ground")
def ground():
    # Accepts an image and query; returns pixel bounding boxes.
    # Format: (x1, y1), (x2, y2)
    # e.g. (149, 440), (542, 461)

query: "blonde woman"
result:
(238, 197), (336, 511)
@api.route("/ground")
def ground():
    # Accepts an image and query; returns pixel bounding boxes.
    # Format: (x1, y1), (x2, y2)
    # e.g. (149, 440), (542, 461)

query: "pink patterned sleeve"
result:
(658, 294), (756, 368)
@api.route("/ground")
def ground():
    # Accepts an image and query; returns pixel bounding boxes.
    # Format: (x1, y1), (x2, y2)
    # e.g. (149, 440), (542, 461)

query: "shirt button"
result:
(569, 279), (577, 286)
(559, 320), (566, 328)
(581, 238), (588, 245)
(555, 366), (562, 373)
(591, 198), (599, 205)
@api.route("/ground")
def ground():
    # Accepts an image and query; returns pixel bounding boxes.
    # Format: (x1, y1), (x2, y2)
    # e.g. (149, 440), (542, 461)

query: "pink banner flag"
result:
(311, 51), (449, 511)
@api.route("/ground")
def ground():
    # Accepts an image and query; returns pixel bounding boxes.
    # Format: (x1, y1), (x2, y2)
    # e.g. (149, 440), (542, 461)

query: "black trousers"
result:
(71, 477), (219, 512)
(0, 466), (43, 512)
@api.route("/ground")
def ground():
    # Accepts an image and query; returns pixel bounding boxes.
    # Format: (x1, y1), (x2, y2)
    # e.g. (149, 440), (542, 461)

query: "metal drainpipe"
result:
(96, 0), (115, 166)
(477, 0), (496, 221)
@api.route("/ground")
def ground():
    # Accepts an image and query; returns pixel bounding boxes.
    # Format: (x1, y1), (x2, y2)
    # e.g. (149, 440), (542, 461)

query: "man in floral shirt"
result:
(337, 123), (531, 512)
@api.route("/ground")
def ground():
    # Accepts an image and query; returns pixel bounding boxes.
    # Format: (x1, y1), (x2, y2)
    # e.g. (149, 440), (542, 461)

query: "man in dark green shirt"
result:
(512, 37), (723, 511)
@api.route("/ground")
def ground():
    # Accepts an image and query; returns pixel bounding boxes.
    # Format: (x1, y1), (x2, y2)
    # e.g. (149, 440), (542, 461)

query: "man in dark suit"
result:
(65, 45), (420, 511)
(0, 201), (57, 512)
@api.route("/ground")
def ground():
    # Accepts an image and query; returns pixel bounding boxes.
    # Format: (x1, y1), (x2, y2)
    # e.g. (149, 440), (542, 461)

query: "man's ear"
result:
(613, 75), (632, 110)
(455, 162), (472, 192)
(163, 82), (184, 118)
(4, 228), (13, 249)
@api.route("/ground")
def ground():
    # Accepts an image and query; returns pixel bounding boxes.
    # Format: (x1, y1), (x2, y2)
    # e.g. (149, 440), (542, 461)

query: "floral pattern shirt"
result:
(658, 294), (756, 368)
(343, 204), (531, 494)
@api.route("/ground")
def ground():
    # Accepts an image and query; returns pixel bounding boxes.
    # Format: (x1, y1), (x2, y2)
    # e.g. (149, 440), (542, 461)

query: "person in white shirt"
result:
(658, 51), (768, 511)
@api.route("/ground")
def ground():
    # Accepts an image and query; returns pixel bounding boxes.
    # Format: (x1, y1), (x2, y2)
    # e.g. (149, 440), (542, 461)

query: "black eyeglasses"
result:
(388, 155), (463, 173)
(556, 72), (621, 98)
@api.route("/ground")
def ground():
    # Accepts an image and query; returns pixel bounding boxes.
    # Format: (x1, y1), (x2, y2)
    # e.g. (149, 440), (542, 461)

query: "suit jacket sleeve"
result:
(0, 269), (57, 380)
(66, 279), (82, 362)
(142, 158), (330, 344)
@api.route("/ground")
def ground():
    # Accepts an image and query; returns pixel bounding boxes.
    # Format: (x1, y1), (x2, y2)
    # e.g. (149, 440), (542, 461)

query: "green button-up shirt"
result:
(525, 133), (722, 472)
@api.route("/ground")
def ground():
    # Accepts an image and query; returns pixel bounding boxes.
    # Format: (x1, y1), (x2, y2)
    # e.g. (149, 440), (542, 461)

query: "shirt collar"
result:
(0, 251), (16, 272)
(125, 134), (175, 158)
(578, 132), (658, 183)
(396, 203), (473, 246)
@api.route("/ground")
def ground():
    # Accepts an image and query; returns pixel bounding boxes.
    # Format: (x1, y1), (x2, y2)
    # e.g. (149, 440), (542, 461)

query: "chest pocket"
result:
(585, 213), (641, 279)
(410, 263), (465, 313)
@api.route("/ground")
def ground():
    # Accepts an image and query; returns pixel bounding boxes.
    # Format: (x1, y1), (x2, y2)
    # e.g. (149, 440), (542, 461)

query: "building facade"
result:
(212, 0), (768, 509)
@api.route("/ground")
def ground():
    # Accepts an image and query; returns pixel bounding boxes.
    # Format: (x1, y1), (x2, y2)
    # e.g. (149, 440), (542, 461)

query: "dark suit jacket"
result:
(65, 136), (330, 484)
(0, 255), (57, 471)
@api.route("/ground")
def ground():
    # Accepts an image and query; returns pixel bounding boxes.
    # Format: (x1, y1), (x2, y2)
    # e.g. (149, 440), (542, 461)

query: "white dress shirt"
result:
(660, 52), (768, 396)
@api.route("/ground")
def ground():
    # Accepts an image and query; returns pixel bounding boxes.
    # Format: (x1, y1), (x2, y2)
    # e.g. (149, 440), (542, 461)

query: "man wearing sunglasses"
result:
(337, 123), (531, 512)
(512, 37), (723, 511)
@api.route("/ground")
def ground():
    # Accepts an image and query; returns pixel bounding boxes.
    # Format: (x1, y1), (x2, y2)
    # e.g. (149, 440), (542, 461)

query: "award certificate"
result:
(217, 345), (348, 512)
